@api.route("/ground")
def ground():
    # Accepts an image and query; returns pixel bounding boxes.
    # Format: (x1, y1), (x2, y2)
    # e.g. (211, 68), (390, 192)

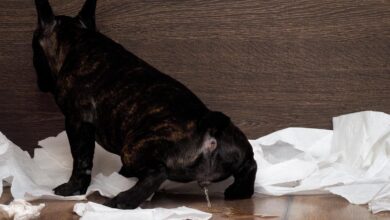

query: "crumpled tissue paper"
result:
(0, 199), (45, 220)
(73, 202), (212, 220)
(250, 110), (390, 213)
(0, 130), (136, 201)
(0, 110), (389, 215)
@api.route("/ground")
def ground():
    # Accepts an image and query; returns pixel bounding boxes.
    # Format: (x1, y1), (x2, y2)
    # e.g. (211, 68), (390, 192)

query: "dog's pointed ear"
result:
(34, 0), (55, 27)
(77, 0), (97, 29)
(198, 111), (231, 137)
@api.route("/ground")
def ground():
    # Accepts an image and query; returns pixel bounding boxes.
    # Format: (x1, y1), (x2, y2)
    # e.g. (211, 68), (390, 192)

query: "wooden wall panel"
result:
(0, 0), (389, 150)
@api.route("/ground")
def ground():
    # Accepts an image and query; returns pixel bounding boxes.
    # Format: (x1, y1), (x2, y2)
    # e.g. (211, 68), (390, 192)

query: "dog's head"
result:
(32, 0), (97, 92)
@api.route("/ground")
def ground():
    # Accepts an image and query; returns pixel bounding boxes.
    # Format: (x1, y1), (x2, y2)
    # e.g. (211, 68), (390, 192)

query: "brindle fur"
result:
(33, 0), (257, 209)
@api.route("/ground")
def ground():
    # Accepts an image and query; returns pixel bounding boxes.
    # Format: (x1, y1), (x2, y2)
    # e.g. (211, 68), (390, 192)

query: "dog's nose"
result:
(198, 181), (211, 188)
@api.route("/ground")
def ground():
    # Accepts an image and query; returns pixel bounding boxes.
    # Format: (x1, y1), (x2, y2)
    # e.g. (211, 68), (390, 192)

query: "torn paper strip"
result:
(73, 202), (212, 220)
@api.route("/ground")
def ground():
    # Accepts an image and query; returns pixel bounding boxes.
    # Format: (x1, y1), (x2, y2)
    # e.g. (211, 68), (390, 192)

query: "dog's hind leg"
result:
(224, 158), (257, 200)
(118, 166), (137, 177)
(54, 117), (95, 196)
(104, 138), (170, 209)
(104, 166), (167, 209)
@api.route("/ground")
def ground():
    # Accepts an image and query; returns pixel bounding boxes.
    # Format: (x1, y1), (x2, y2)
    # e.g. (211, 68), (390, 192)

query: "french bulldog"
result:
(32, 0), (257, 209)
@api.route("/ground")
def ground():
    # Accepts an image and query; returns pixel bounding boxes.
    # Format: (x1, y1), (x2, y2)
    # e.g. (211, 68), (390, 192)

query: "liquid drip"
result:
(200, 206), (278, 219)
(203, 187), (211, 208)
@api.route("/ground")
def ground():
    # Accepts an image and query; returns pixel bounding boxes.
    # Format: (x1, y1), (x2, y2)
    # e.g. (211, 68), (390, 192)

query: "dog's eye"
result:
(210, 140), (217, 147)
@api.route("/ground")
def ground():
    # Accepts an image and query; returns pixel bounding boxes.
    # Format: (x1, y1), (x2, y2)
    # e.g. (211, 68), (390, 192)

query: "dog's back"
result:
(57, 22), (208, 153)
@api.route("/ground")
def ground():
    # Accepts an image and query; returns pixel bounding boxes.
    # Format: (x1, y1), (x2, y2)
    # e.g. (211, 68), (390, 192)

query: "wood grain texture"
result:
(0, 0), (389, 150)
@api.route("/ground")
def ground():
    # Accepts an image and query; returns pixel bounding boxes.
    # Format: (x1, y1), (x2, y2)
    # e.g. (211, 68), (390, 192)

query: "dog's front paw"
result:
(53, 179), (89, 196)
(224, 184), (253, 200)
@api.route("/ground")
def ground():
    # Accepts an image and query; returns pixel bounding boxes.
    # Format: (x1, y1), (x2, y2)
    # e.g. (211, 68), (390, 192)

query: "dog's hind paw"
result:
(103, 198), (139, 209)
(53, 178), (90, 196)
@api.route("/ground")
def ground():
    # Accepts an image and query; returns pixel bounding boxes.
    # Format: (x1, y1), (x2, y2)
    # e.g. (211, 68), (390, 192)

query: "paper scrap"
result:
(0, 199), (45, 220)
(73, 202), (212, 220)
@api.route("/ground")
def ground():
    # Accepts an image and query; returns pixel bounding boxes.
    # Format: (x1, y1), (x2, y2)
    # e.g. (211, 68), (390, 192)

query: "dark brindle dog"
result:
(33, 0), (257, 209)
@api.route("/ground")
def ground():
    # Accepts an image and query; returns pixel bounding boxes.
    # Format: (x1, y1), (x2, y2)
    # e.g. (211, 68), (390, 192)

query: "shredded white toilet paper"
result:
(251, 110), (390, 214)
(73, 202), (212, 220)
(0, 199), (45, 220)
(0, 110), (389, 215)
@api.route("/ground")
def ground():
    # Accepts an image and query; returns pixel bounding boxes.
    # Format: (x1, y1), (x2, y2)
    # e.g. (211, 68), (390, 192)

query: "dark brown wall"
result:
(1, 0), (389, 151)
